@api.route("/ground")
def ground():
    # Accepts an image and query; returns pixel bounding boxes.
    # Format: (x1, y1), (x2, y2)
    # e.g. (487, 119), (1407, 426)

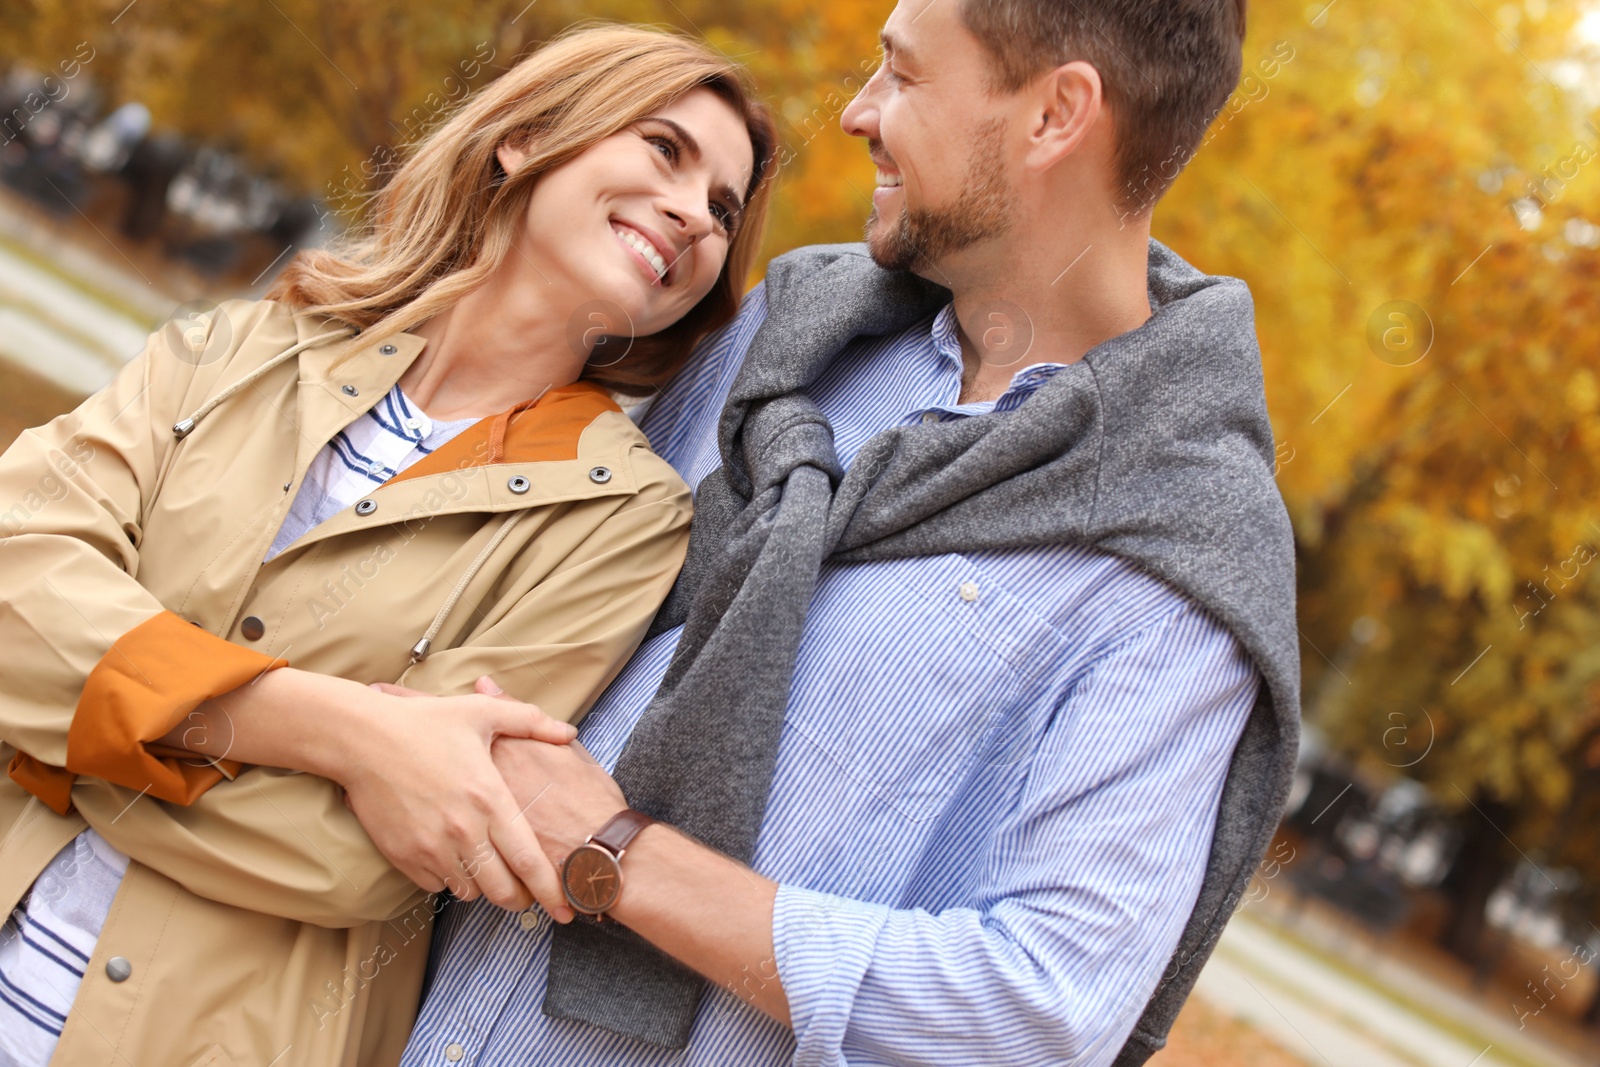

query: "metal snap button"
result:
(341, 384), (360, 397)
(589, 467), (612, 484)
(355, 499), (378, 516)
(379, 344), (398, 355)
(105, 956), (132, 982)
(240, 616), (266, 641)
(508, 475), (531, 495)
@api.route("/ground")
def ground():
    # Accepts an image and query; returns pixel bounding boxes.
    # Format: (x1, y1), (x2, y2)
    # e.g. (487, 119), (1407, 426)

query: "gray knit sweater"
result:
(546, 240), (1301, 1065)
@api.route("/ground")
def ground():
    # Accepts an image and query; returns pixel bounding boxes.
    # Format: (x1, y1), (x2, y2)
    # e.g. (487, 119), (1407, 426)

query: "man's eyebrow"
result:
(879, 31), (914, 67)
(641, 114), (747, 212)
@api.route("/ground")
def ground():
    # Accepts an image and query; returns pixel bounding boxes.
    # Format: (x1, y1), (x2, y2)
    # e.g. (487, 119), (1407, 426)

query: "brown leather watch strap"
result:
(588, 809), (655, 857)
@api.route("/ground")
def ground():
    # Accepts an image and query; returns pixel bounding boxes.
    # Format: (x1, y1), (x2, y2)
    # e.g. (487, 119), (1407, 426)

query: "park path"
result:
(1194, 904), (1593, 1067)
(3, 177), (1597, 1067)
(0, 189), (179, 396)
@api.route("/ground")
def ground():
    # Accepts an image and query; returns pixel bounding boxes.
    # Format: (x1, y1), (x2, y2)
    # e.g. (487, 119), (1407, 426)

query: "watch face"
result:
(563, 844), (622, 915)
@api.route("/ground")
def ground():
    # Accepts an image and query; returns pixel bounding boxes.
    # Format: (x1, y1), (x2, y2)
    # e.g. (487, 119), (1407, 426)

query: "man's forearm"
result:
(606, 823), (790, 1026)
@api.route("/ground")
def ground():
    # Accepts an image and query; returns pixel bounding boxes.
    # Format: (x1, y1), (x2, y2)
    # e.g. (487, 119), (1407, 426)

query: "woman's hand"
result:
(346, 676), (579, 921)
(161, 667), (582, 918)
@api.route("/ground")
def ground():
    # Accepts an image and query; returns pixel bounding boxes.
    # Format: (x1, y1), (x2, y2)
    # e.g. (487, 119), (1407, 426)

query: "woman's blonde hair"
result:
(268, 24), (777, 395)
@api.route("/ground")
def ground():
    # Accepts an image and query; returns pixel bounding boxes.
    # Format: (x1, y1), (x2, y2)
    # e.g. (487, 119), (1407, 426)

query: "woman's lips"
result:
(612, 222), (671, 287)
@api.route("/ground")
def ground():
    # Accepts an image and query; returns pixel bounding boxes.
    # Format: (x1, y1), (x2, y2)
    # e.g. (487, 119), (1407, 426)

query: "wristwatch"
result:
(560, 809), (655, 919)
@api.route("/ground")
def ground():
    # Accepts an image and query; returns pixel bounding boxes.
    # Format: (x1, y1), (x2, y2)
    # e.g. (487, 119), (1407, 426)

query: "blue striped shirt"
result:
(403, 288), (1260, 1067)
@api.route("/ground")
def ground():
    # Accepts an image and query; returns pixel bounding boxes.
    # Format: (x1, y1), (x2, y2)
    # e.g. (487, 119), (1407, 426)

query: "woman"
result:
(0, 24), (774, 1067)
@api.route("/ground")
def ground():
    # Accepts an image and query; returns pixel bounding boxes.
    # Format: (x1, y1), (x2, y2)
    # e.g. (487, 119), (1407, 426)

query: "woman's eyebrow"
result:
(641, 115), (746, 211)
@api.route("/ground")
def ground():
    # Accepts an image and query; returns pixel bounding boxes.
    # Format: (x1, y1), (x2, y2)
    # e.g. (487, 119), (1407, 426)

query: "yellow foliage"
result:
(5, 0), (1599, 849)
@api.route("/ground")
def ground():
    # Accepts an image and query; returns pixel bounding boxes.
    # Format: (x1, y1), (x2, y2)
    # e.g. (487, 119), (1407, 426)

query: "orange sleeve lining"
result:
(8, 610), (285, 813)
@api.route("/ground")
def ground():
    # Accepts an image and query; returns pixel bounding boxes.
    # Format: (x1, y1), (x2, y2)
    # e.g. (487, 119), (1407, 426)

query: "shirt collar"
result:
(924, 304), (1070, 416)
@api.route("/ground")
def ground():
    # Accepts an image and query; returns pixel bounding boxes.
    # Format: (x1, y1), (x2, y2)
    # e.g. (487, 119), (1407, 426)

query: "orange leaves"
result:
(1155, 0), (1600, 823)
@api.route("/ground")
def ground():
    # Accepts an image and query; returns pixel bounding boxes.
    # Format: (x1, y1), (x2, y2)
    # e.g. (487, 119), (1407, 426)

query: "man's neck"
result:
(935, 215), (1155, 405)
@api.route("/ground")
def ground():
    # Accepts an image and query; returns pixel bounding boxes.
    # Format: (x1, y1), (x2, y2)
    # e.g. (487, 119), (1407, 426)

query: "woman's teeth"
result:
(875, 169), (903, 188)
(616, 227), (669, 282)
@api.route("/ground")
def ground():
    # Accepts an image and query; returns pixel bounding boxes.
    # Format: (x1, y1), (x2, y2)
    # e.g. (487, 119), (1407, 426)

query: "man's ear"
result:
(1024, 60), (1104, 173)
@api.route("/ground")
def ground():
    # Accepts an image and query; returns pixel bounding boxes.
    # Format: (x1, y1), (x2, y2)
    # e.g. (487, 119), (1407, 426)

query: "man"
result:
(402, 0), (1298, 1065)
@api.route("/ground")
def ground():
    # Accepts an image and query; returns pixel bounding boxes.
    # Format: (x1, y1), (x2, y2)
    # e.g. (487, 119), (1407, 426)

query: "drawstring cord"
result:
(409, 509), (530, 663)
(172, 327), (355, 439)
(407, 394), (548, 660)
(171, 324), (536, 668)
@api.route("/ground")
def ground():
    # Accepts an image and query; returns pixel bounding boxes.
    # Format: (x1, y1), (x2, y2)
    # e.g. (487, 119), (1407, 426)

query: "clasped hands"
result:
(341, 675), (629, 923)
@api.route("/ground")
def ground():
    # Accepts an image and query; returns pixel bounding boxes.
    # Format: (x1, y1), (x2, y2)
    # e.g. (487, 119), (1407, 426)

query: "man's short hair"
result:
(960, 0), (1247, 215)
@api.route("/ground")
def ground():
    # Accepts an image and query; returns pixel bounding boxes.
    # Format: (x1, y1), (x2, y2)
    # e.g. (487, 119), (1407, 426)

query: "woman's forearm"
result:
(157, 667), (385, 783)
(158, 670), (582, 913)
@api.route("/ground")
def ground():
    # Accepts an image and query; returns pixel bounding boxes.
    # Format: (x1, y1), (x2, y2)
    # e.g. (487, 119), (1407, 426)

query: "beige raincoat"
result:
(0, 298), (692, 1065)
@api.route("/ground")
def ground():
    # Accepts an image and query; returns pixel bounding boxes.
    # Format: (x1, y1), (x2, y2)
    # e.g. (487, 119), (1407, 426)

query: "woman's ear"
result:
(495, 137), (532, 179)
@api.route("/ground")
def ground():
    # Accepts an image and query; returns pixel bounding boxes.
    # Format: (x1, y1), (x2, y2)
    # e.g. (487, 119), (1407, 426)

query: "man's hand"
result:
(475, 677), (789, 1025)
(469, 678), (631, 867)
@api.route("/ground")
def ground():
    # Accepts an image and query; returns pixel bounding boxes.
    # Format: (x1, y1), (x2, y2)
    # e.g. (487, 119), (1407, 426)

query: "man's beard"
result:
(866, 120), (1016, 273)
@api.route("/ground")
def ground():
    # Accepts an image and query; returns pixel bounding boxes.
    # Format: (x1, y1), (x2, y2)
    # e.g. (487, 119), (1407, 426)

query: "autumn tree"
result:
(1157, 0), (1600, 975)
(0, 0), (893, 264)
(9, 0), (1600, 994)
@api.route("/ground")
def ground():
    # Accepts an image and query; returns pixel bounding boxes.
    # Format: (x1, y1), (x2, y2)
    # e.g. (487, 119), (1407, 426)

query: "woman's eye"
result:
(710, 202), (734, 231)
(648, 135), (679, 162)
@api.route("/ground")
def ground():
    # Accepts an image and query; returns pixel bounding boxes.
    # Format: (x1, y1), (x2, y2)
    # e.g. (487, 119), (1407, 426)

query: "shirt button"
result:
(405, 417), (424, 432)
(519, 911), (539, 931)
(240, 616), (266, 641)
(959, 582), (980, 602)
(105, 956), (132, 982)
(444, 1042), (465, 1062)
(367, 460), (385, 477)
(921, 412), (941, 425)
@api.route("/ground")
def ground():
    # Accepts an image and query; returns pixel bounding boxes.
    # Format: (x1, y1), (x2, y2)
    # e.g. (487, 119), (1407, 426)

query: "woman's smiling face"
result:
(502, 87), (756, 343)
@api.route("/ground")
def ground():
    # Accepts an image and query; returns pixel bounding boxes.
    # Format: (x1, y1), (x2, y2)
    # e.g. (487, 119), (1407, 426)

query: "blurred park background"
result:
(1, 0), (1599, 1063)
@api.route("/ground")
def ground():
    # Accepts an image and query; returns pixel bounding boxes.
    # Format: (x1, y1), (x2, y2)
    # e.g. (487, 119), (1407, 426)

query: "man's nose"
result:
(841, 69), (882, 140)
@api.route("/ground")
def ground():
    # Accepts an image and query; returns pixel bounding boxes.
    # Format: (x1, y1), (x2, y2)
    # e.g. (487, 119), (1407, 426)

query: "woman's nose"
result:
(662, 202), (714, 242)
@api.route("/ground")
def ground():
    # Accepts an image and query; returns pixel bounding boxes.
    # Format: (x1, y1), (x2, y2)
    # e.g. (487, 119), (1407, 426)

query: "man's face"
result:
(841, 0), (1018, 275)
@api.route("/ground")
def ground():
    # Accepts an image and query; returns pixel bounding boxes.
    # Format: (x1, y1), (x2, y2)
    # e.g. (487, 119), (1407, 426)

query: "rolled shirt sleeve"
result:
(774, 598), (1260, 1067)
